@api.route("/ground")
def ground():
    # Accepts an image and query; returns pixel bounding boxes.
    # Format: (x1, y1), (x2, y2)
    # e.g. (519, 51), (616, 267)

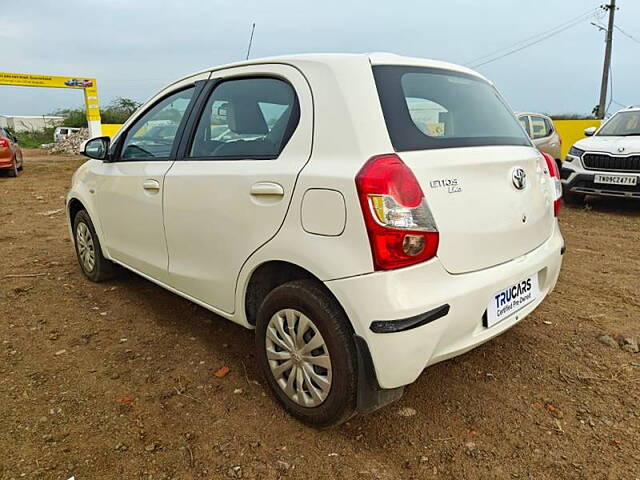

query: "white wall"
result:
(0, 116), (63, 132)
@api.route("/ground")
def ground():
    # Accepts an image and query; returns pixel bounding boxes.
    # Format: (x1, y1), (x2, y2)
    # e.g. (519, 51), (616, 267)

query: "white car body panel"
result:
(67, 53), (564, 392)
(163, 64), (313, 314)
(574, 135), (640, 153)
(326, 223), (563, 389)
(400, 146), (554, 274)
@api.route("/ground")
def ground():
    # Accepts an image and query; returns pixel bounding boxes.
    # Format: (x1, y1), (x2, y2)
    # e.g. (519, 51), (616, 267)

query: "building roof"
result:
(0, 115), (63, 119)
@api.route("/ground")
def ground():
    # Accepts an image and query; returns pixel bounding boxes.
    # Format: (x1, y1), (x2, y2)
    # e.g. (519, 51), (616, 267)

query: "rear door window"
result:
(373, 66), (531, 151)
(188, 77), (299, 159)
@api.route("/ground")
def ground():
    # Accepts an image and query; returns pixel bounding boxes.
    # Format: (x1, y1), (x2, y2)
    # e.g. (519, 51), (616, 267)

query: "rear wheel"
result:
(73, 210), (117, 282)
(255, 279), (358, 428)
(7, 157), (19, 177)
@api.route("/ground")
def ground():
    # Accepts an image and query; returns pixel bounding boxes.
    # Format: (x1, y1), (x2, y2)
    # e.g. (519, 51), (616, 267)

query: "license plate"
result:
(485, 275), (540, 328)
(594, 174), (638, 186)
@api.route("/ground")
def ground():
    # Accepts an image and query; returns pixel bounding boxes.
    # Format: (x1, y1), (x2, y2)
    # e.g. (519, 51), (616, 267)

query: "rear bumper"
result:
(325, 224), (564, 389)
(0, 152), (14, 169)
(561, 160), (640, 199)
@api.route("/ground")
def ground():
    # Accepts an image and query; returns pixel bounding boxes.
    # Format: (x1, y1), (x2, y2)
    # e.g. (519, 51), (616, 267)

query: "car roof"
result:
(617, 105), (640, 113)
(165, 52), (490, 89)
(515, 112), (552, 119)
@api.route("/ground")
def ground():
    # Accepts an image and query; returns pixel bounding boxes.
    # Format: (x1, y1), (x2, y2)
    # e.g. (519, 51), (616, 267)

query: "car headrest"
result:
(227, 99), (268, 135)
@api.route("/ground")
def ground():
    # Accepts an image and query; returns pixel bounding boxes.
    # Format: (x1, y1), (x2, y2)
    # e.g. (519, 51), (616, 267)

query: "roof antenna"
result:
(245, 22), (256, 60)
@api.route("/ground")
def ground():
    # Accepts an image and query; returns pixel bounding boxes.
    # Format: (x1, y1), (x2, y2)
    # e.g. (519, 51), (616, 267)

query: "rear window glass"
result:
(373, 66), (531, 151)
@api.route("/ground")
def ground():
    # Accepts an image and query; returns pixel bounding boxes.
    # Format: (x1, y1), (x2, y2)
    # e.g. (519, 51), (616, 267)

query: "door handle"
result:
(142, 179), (160, 191)
(250, 182), (284, 196)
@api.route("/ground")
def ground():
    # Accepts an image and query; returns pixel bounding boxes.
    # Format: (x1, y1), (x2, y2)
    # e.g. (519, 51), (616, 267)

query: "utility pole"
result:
(597, 0), (616, 119)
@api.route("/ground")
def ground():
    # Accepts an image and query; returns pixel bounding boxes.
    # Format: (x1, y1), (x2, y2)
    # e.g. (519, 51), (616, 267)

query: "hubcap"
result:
(76, 222), (96, 272)
(265, 308), (332, 407)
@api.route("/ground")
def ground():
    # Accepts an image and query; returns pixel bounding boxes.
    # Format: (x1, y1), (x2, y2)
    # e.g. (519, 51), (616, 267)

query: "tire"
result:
(563, 188), (585, 206)
(17, 157), (23, 171)
(255, 279), (358, 428)
(73, 210), (117, 282)
(7, 157), (18, 177)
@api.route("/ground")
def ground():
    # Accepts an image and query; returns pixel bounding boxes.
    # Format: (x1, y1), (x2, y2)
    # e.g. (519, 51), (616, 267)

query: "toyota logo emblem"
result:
(512, 168), (527, 190)
(618, 147), (626, 153)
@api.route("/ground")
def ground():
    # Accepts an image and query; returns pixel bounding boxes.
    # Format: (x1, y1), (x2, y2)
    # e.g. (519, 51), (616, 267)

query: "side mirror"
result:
(82, 136), (110, 160)
(584, 127), (596, 137)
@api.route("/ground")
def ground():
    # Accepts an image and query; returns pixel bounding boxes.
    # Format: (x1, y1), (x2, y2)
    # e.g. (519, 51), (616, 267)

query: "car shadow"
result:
(108, 266), (507, 437)
(565, 195), (640, 216)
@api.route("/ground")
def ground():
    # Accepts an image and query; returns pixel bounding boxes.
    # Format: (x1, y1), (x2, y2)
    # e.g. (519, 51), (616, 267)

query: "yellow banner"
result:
(0, 72), (101, 122)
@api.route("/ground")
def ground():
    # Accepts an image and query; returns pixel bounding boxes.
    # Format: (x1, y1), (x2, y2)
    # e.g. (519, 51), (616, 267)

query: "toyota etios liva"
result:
(68, 53), (564, 427)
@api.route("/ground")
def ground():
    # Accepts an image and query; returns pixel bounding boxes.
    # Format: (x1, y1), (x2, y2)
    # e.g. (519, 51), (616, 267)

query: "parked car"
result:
(517, 112), (562, 170)
(562, 106), (640, 204)
(54, 127), (82, 143)
(67, 53), (564, 426)
(0, 128), (23, 177)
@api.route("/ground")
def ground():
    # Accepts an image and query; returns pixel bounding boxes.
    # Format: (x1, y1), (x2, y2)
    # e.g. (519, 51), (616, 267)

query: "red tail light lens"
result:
(355, 154), (439, 270)
(541, 152), (562, 216)
(0, 137), (9, 148)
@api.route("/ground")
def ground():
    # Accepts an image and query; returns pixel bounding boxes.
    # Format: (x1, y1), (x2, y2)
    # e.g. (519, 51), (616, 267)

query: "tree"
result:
(109, 97), (141, 116)
(52, 97), (142, 127)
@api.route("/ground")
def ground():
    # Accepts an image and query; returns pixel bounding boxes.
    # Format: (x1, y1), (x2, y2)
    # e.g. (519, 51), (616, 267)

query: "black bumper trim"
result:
(370, 304), (450, 334)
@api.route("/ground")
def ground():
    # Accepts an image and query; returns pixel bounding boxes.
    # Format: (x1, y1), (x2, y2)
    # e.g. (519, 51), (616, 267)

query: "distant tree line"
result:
(550, 113), (598, 120)
(54, 97), (142, 127)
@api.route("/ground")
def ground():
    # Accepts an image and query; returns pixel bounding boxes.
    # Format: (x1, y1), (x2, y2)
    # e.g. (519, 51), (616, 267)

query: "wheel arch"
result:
(66, 195), (111, 260)
(67, 197), (86, 225)
(243, 260), (351, 329)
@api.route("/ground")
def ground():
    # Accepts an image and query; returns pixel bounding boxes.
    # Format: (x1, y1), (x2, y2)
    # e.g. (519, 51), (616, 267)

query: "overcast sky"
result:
(2, 0), (638, 117)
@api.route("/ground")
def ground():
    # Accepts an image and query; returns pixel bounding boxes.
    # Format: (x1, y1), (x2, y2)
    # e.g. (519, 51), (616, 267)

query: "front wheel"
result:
(255, 279), (358, 428)
(73, 210), (117, 282)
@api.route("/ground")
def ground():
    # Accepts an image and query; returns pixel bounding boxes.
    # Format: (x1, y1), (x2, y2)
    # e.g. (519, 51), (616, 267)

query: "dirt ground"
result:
(1, 150), (639, 480)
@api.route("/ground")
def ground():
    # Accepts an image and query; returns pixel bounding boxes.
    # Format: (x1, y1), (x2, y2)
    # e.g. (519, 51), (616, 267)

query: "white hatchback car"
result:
(68, 53), (564, 427)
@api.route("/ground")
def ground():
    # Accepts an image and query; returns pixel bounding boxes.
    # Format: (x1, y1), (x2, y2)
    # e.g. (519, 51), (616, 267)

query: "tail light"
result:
(541, 152), (562, 216)
(0, 138), (9, 148)
(355, 154), (439, 270)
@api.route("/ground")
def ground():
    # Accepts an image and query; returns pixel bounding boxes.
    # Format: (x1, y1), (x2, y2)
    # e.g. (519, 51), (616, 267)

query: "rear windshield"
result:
(373, 65), (531, 151)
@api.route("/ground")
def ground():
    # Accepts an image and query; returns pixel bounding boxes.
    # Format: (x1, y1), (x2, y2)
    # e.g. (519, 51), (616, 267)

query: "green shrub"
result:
(52, 97), (142, 127)
(9, 127), (55, 148)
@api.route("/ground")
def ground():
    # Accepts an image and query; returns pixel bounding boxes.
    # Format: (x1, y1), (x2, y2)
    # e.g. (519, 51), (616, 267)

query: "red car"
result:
(0, 128), (24, 177)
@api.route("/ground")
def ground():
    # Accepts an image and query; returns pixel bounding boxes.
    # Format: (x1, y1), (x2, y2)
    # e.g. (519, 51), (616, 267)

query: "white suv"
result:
(68, 53), (564, 427)
(562, 106), (640, 203)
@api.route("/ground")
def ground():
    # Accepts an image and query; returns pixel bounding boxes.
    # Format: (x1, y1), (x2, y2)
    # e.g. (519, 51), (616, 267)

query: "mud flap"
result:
(353, 334), (404, 414)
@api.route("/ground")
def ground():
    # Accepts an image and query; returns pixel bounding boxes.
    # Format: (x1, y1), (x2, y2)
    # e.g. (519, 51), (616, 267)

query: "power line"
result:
(466, 7), (598, 65)
(466, 7), (599, 68)
(606, 61), (613, 115)
(614, 24), (640, 44)
(611, 99), (628, 108)
(470, 16), (593, 68)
